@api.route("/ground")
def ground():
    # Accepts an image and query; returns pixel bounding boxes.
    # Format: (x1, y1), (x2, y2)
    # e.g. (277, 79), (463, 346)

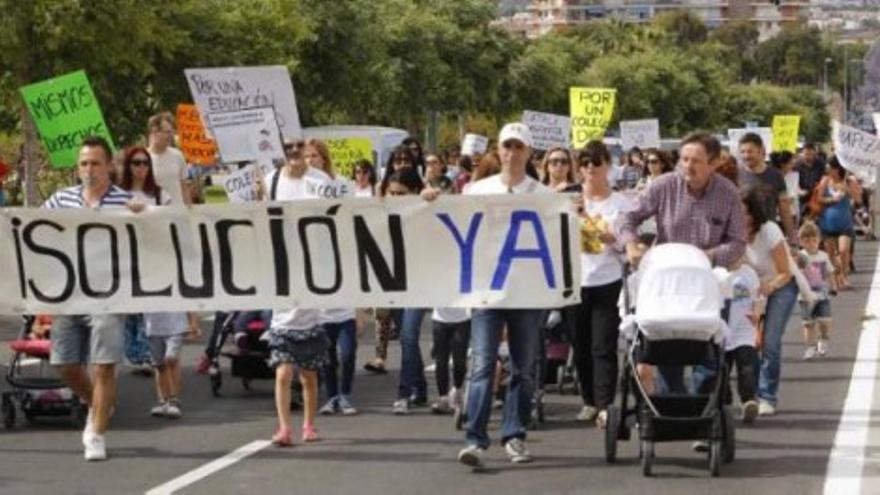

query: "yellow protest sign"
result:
(570, 87), (616, 148)
(176, 104), (217, 165)
(326, 137), (373, 178)
(771, 115), (800, 153)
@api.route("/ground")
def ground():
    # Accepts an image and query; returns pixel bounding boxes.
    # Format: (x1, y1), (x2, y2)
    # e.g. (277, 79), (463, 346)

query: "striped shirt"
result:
(42, 184), (132, 210)
(620, 172), (746, 269)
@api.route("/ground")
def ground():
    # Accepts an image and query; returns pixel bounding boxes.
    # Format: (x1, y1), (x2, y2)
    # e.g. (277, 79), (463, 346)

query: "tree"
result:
(651, 10), (708, 47)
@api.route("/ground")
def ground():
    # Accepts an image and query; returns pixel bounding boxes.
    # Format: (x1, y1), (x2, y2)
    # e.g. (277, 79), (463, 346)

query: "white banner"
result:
(728, 127), (773, 160)
(185, 65), (302, 141)
(206, 107), (284, 165)
(461, 134), (489, 156)
(832, 120), (880, 185)
(0, 196), (581, 314)
(619, 119), (661, 151)
(522, 111), (571, 151)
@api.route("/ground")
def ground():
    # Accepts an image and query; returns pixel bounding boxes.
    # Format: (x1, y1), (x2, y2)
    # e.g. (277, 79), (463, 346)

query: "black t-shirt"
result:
(739, 165), (787, 220)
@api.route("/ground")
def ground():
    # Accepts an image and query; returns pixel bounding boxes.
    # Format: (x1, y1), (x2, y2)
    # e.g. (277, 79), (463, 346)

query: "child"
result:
(430, 308), (470, 414)
(722, 259), (763, 423)
(146, 312), (199, 418)
(798, 221), (836, 360)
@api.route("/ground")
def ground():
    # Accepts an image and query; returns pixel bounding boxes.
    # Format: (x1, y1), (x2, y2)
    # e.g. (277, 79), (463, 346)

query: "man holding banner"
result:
(41, 136), (138, 461)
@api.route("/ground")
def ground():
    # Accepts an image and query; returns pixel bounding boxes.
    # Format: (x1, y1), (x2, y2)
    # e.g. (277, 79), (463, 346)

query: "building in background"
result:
(495, 1), (811, 41)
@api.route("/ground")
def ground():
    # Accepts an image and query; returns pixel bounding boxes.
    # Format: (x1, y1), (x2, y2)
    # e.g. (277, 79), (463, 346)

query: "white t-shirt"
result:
(144, 312), (188, 337)
(724, 264), (760, 351)
(799, 249), (834, 300)
(432, 307), (471, 324)
(784, 171), (801, 214)
(745, 222), (786, 282)
(579, 192), (632, 287)
(268, 166), (331, 331)
(464, 174), (550, 196)
(129, 189), (172, 207)
(320, 308), (356, 325)
(354, 185), (374, 198)
(149, 147), (187, 205)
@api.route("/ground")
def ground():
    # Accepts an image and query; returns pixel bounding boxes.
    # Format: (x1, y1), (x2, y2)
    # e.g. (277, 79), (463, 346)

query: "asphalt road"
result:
(0, 241), (877, 495)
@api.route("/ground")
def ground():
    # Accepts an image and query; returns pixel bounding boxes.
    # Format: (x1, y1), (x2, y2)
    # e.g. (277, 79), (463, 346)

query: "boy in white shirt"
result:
(723, 259), (763, 423)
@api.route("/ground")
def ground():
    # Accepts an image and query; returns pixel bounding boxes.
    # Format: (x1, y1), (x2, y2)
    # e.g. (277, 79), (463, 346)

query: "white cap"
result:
(498, 122), (533, 148)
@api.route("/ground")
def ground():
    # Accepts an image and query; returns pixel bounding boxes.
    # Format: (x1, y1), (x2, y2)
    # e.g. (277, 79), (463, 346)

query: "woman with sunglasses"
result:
(638, 148), (673, 190)
(120, 146), (171, 207)
(571, 140), (633, 427)
(540, 147), (576, 192)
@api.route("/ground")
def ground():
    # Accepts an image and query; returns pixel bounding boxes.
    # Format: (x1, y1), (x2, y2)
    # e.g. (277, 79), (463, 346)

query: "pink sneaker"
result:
(302, 424), (319, 442)
(272, 426), (293, 447)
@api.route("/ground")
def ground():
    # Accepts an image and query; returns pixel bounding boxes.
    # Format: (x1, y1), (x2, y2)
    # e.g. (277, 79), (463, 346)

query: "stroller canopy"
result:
(635, 243), (724, 341)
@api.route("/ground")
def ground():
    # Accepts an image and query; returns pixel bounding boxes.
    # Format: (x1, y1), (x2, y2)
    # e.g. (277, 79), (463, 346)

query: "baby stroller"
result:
(2, 316), (86, 428)
(204, 311), (274, 397)
(854, 186), (875, 240)
(605, 244), (735, 477)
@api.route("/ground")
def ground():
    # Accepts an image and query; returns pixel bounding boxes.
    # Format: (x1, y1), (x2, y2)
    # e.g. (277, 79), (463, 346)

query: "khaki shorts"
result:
(50, 314), (124, 366)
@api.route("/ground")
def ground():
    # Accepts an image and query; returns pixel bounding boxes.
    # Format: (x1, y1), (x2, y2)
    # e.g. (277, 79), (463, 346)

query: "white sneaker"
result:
(742, 400), (759, 424)
(83, 433), (107, 461)
(504, 437), (532, 463)
(595, 410), (608, 429)
(458, 445), (487, 468)
(803, 347), (819, 361)
(817, 339), (829, 357)
(165, 401), (182, 419)
(150, 402), (168, 417)
(758, 401), (776, 416)
(392, 399), (409, 415)
(424, 363), (437, 373)
(576, 405), (599, 422)
(318, 399), (338, 416)
(82, 406), (95, 445)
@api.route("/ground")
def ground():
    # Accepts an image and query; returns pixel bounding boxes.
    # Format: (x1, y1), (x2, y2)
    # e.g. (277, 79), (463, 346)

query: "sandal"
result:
(271, 426), (293, 447)
(302, 424), (319, 442)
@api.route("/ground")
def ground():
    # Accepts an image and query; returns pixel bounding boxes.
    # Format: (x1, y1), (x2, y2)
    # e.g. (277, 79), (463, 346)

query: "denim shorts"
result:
(800, 299), (832, 322)
(148, 334), (185, 367)
(50, 314), (124, 365)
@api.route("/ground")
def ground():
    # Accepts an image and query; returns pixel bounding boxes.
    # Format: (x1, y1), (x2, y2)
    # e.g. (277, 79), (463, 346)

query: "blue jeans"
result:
(398, 308), (428, 401)
(322, 319), (357, 402)
(758, 280), (798, 405)
(123, 314), (150, 365)
(465, 309), (544, 449)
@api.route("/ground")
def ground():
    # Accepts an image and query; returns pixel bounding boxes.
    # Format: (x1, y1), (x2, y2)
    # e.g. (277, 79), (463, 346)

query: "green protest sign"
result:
(20, 70), (114, 169)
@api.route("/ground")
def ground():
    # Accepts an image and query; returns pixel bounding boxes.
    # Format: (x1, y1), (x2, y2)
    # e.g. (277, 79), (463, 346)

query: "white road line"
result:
(824, 247), (880, 495)
(145, 440), (271, 495)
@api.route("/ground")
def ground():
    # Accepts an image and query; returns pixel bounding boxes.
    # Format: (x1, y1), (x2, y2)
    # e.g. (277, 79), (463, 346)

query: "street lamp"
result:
(823, 57), (832, 101)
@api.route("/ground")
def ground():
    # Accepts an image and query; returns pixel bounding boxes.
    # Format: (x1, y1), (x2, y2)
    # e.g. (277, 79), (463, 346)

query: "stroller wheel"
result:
(604, 405), (619, 463)
(210, 373), (222, 397)
(722, 406), (736, 463)
(709, 440), (722, 477)
(2, 397), (16, 429)
(640, 440), (654, 476)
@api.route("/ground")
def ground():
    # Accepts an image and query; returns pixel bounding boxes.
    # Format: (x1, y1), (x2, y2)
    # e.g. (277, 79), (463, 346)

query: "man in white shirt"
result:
(147, 112), (190, 205)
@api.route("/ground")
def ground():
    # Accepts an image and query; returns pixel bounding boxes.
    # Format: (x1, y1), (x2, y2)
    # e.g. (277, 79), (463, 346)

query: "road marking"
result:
(824, 248), (880, 495)
(145, 440), (271, 495)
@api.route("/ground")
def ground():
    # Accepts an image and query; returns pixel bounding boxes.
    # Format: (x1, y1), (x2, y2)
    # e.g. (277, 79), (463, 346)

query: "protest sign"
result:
(728, 127), (773, 160)
(569, 87), (616, 148)
(20, 70), (114, 169)
(771, 115), (800, 153)
(222, 165), (261, 203)
(176, 104), (217, 165)
(522, 111), (571, 150)
(0, 195), (580, 314)
(185, 66), (302, 140)
(832, 120), (880, 185)
(462, 134), (489, 156)
(619, 119), (660, 151)
(326, 137), (373, 179)
(206, 107), (284, 165)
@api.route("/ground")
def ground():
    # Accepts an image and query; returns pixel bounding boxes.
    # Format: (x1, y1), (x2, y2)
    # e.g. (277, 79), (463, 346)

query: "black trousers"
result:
(574, 280), (623, 409)
(432, 320), (470, 397)
(725, 345), (758, 403)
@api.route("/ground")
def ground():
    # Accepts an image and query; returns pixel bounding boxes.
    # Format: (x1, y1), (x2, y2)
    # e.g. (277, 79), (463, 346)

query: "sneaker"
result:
(133, 363), (153, 377)
(82, 406), (95, 445)
(271, 426), (293, 447)
(83, 433), (107, 461)
(692, 440), (709, 453)
(817, 339), (829, 357)
(492, 398), (504, 410)
(392, 399), (409, 415)
(504, 437), (532, 464)
(595, 410), (608, 429)
(319, 399), (338, 416)
(803, 346), (819, 361)
(338, 398), (358, 416)
(409, 395), (429, 408)
(458, 445), (487, 468)
(431, 396), (454, 415)
(758, 401), (776, 416)
(450, 388), (464, 410)
(741, 400), (759, 424)
(150, 401), (168, 418)
(302, 424), (319, 442)
(424, 362), (437, 373)
(165, 400), (182, 419)
(363, 360), (387, 374)
(576, 405), (599, 422)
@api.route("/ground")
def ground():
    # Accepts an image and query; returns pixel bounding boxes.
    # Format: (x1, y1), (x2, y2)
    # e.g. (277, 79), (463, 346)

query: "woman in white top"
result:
(352, 160), (376, 197)
(571, 140), (632, 427)
(742, 188), (797, 416)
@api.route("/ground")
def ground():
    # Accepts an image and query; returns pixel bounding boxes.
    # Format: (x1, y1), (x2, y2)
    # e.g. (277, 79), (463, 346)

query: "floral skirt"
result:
(266, 326), (331, 370)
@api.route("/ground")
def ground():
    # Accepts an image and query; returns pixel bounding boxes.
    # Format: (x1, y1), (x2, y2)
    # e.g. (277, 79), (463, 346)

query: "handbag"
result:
(807, 178), (828, 219)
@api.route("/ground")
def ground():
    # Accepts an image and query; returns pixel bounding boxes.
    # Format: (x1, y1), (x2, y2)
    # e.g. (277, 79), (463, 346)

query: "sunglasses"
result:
(130, 159), (150, 167)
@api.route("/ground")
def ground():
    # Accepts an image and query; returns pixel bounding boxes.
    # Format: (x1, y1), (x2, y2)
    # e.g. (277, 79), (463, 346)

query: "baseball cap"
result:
(498, 123), (533, 148)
